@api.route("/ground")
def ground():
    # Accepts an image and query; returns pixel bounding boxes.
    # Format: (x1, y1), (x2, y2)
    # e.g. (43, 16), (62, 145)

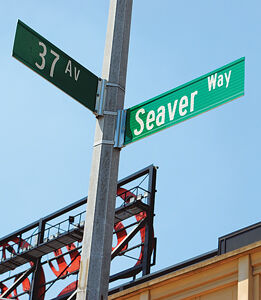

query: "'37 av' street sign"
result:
(13, 20), (99, 113)
(124, 57), (245, 145)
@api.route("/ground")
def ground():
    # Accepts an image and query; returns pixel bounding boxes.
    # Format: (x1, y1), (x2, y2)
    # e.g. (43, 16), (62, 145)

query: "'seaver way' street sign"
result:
(13, 20), (99, 112)
(124, 57), (245, 145)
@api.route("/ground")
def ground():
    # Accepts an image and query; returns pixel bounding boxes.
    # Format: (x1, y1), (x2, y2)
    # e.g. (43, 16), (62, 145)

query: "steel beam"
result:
(111, 218), (147, 260)
(0, 266), (34, 298)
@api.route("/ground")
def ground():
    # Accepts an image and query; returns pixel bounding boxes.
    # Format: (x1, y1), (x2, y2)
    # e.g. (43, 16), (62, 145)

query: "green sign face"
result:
(124, 57), (245, 145)
(13, 20), (98, 112)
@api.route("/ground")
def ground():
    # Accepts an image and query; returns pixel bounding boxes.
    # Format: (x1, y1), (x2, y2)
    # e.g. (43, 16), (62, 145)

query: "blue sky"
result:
(1, 0), (261, 294)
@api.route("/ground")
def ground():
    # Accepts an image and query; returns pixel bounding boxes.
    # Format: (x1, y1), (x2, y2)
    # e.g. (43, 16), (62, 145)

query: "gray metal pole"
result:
(76, 1), (133, 299)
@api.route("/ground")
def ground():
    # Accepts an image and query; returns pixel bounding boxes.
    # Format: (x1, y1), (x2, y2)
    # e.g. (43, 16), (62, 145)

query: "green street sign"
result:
(124, 57), (245, 145)
(13, 20), (99, 112)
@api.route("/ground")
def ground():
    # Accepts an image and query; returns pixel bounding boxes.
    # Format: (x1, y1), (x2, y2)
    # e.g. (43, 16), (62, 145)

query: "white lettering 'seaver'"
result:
(124, 57), (245, 146)
(134, 91), (198, 136)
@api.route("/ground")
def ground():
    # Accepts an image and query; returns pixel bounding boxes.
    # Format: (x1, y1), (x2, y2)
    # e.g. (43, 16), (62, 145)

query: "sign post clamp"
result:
(114, 109), (127, 149)
(95, 78), (107, 116)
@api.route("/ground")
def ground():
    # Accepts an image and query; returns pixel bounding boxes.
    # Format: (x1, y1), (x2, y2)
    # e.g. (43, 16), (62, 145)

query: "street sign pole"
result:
(76, 1), (133, 299)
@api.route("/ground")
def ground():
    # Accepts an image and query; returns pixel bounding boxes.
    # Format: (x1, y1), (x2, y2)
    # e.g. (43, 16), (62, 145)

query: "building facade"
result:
(109, 229), (261, 300)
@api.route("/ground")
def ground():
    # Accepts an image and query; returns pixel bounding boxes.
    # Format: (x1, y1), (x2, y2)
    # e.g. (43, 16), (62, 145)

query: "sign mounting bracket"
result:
(95, 78), (107, 116)
(114, 109), (127, 149)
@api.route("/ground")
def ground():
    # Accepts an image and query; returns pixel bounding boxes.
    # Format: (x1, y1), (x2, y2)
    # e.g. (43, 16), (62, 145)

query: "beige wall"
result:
(109, 241), (261, 300)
